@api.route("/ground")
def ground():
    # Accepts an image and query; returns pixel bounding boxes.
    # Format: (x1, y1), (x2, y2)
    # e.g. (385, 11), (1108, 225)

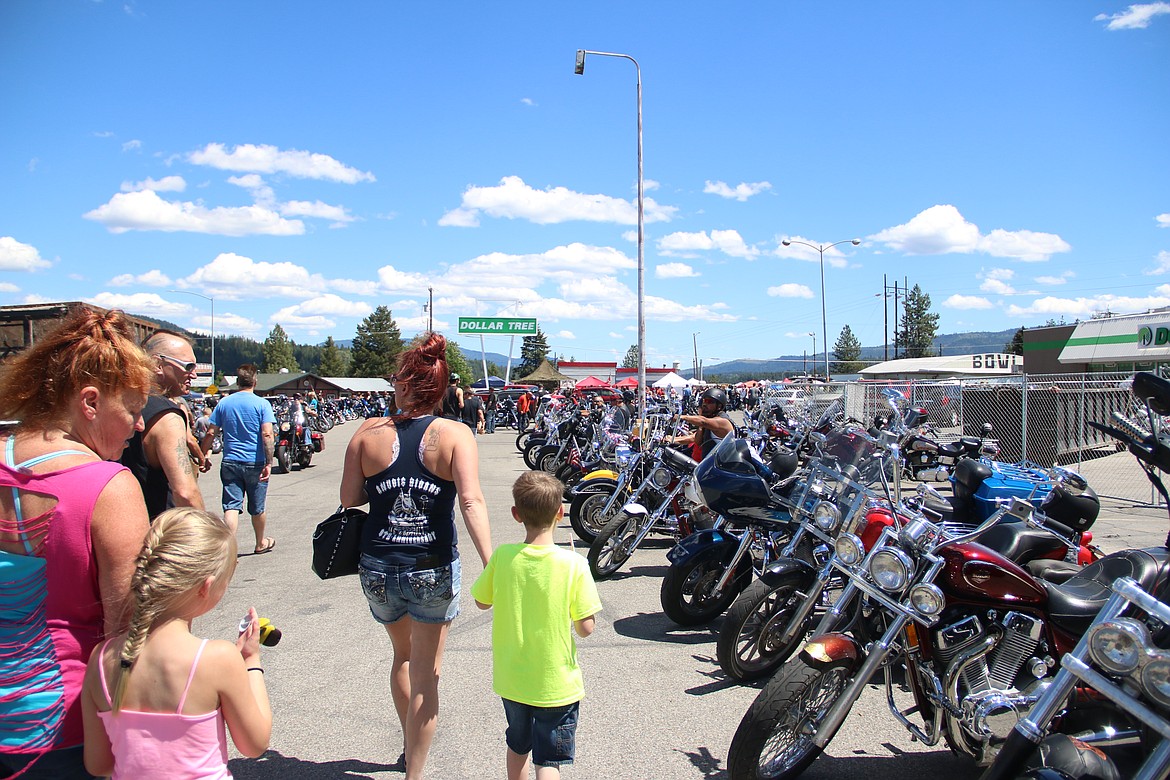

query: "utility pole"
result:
(427, 287), (433, 332)
(882, 276), (903, 360)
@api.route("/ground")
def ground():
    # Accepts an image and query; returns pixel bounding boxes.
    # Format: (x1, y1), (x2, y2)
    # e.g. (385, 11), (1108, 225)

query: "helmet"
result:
(621, 389), (635, 403)
(700, 387), (728, 410)
(449, 372), (460, 383)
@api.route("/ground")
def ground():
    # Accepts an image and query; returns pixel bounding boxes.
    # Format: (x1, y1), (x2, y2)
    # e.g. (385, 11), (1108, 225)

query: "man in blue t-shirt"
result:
(203, 364), (278, 554)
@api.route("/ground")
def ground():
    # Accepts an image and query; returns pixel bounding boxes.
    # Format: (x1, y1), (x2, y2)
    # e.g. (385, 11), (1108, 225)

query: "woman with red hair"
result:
(340, 332), (492, 779)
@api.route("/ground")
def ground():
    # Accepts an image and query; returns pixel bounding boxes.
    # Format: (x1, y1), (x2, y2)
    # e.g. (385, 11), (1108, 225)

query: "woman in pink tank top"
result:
(81, 508), (272, 779)
(0, 308), (156, 780)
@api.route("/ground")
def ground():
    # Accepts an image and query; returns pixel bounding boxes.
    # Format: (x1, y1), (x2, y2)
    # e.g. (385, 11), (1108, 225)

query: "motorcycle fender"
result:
(582, 469), (619, 482)
(571, 476), (618, 497)
(665, 529), (739, 565)
(622, 502), (649, 517)
(758, 556), (818, 588)
(798, 632), (863, 671)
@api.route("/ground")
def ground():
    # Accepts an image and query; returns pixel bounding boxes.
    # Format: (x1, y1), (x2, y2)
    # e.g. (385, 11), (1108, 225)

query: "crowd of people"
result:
(0, 310), (602, 780)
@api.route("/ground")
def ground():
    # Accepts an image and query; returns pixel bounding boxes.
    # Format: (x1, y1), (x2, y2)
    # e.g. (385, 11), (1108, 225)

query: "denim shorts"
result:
(220, 460), (268, 515)
(502, 699), (579, 767)
(358, 553), (460, 624)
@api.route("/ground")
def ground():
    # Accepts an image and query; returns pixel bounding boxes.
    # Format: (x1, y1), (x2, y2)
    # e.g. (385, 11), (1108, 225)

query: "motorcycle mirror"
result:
(981, 422), (993, 437)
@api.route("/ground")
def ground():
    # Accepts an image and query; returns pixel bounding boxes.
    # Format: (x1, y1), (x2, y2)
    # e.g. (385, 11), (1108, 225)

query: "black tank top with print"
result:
(360, 416), (458, 566)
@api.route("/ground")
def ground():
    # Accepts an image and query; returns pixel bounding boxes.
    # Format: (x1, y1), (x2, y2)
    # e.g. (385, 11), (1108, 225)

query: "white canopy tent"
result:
(652, 371), (689, 389)
(685, 377), (706, 386)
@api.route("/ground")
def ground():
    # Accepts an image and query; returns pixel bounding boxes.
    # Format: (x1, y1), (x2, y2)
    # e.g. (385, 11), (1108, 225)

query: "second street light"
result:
(169, 289), (215, 386)
(781, 237), (861, 382)
(575, 48), (645, 416)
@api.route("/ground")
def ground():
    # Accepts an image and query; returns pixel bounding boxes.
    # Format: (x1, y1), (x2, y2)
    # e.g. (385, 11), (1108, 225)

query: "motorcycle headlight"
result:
(834, 533), (864, 567)
(1140, 656), (1170, 708)
(650, 467), (672, 489)
(908, 584), (945, 618)
(813, 502), (841, 532)
(1087, 618), (1148, 675)
(868, 548), (913, 592)
(280, 421), (291, 432)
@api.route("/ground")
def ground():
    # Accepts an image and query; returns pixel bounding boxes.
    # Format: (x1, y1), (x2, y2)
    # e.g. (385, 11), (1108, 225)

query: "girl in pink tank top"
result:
(80, 509), (273, 779)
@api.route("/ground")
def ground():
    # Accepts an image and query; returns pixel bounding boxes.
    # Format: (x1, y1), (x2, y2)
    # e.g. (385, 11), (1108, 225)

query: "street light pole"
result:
(808, 332), (816, 378)
(169, 289), (214, 385)
(575, 48), (645, 417)
(781, 237), (861, 382)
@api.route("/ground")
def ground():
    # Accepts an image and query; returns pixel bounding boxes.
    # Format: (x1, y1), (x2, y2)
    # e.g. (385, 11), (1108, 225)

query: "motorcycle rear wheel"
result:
(569, 488), (618, 544)
(521, 439), (546, 470)
(728, 657), (853, 780)
(660, 547), (748, 627)
(717, 574), (813, 682)
(588, 510), (641, 580)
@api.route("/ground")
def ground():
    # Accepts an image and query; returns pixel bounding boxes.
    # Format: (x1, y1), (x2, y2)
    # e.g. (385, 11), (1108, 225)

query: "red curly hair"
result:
(393, 332), (449, 421)
(0, 307), (155, 429)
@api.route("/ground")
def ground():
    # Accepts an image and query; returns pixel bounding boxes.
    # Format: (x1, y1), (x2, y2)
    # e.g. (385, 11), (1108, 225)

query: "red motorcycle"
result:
(274, 412), (323, 473)
(726, 488), (1169, 779)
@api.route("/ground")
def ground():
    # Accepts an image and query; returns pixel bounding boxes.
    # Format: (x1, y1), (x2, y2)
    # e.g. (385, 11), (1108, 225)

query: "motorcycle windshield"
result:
(820, 424), (878, 471)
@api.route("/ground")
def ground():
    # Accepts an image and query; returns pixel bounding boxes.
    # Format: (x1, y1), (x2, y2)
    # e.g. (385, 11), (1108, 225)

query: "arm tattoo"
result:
(176, 436), (194, 475)
(424, 426), (440, 452)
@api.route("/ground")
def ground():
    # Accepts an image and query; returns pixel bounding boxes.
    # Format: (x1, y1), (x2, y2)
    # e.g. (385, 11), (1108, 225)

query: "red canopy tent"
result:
(614, 376), (640, 388)
(575, 375), (612, 389)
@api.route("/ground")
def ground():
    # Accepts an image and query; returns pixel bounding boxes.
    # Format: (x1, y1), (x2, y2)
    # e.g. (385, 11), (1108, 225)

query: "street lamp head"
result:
(781, 239), (792, 247)
(574, 50), (586, 74)
(851, 239), (861, 246)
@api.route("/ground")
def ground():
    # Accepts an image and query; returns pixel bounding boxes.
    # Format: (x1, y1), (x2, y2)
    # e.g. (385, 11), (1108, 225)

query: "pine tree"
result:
(621, 343), (639, 369)
(261, 324), (299, 373)
(350, 306), (403, 378)
(1004, 327), (1024, 355)
(900, 284), (940, 359)
(446, 342), (473, 386)
(518, 327), (550, 376)
(318, 336), (348, 376)
(831, 325), (863, 374)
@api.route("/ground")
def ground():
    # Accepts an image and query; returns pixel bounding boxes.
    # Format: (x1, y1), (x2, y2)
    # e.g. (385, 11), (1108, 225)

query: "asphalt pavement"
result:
(195, 419), (1168, 780)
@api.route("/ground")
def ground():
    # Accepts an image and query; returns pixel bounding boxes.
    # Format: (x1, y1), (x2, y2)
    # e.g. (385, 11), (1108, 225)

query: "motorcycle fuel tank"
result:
(938, 542), (1048, 607)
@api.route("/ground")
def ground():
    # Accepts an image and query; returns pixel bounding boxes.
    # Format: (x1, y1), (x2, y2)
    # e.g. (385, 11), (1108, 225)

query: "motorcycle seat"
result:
(1045, 547), (1170, 636)
(1025, 558), (1081, 584)
(922, 493), (955, 523)
(660, 446), (699, 473)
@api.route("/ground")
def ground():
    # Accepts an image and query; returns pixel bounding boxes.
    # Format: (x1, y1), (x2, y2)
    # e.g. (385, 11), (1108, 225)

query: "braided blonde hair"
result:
(112, 508), (237, 713)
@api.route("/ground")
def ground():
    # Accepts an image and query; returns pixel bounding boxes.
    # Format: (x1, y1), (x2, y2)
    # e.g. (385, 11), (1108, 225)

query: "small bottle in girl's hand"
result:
(80, 508), (274, 779)
(240, 614), (282, 646)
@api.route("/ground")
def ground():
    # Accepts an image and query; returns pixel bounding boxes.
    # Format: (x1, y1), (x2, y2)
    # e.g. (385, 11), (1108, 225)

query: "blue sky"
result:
(2, 2), (1168, 370)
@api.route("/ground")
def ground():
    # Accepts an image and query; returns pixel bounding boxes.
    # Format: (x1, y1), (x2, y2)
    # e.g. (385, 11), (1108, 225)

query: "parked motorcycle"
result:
(273, 398), (323, 473)
(726, 488), (1167, 779)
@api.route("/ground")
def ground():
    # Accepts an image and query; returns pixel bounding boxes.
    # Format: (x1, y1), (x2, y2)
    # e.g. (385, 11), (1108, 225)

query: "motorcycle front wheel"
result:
(296, 449), (313, 468)
(569, 488), (618, 544)
(535, 445), (562, 474)
(588, 510), (643, 580)
(516, 429), (533, 451)
(728, 657), (854, 780)
(274, 445), (291, 474)
(717, 574), (815, 682)
(660, 547), (747, 627)
(521, 439), (546, 470)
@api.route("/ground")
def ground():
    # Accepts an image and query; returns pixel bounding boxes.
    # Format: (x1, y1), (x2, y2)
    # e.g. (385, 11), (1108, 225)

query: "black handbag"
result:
(311, 505), (367, 580)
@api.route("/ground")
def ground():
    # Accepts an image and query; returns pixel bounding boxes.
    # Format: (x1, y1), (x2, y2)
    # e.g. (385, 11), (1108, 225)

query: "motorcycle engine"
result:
(932, 611), (1052, 763)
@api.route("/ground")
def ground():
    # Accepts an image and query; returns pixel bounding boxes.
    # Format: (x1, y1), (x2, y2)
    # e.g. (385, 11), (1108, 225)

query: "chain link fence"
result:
(818, 372), (1152, 504)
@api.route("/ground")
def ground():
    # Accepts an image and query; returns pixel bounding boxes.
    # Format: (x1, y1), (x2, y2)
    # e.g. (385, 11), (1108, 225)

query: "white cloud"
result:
(767, 283), (814, 298)
(0, 237), (52, 271)
(188, 143), (375, 183)
(280, 200), (355, 226)
(275, 293), (371, 318)
(608, 332), (623, 339)
(204, 312), (263, 334)
(980, 278), (1015, 295)
(521, 97), (536, 106)
(644, 179), (661, 191)
(944, 294), (994, 310)
(1095, 2), (1170, 29)
(1158, 213), (1170, 228)
(555, 330), (575, 339)
(269, 312), (336, 330)
(121, 139), (142, 152)
(1146, 251), (1170, 275)
(87, 292), (194, 317)
(120, 175), (186, 193)
(656, 262), (699, 279)
(439, 176), (677, 227)
(179, 252), (326, 299)
(0, 282), (20, 293)
(1035, 271), (1075, 285)
(984, 267), (1015, 281)
(868, 204), (1070, 261)
(703, 180), (772, 202)
(774, 236), (853, 268)
(227, 174), (275, 206)
(109, 269), (172, 287)
(658, 229), (758, 259)
(84, 190), (304, 236)
(1007, 293), (1170, 317)
(22, 294), (51, 304)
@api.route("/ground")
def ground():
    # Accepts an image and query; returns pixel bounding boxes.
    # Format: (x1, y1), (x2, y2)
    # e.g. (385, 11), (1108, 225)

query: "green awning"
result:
(1058, 312), (1170, 363)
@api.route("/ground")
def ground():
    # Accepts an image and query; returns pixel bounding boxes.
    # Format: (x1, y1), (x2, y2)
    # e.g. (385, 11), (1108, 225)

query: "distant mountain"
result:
(691, 327), (1019, 379)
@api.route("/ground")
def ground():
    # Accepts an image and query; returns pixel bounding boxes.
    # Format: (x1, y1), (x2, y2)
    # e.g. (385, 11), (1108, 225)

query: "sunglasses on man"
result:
(156, 354), (197, 373)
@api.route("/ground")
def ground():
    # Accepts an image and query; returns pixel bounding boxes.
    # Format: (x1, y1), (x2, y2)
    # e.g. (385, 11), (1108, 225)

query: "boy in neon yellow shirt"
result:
(472, 471), (602, 780)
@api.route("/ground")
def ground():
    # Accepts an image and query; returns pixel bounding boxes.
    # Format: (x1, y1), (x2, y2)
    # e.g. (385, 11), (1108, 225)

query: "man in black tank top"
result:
(441, 373), (463, 419)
